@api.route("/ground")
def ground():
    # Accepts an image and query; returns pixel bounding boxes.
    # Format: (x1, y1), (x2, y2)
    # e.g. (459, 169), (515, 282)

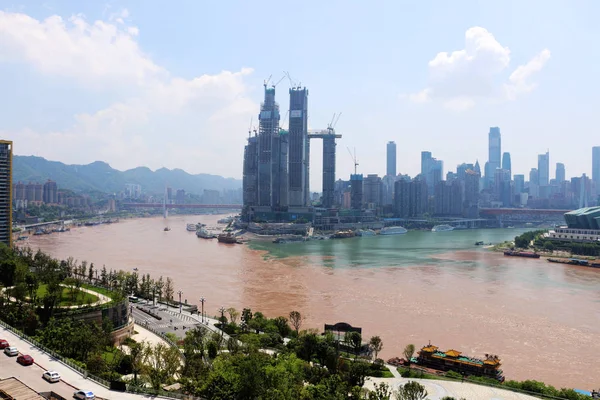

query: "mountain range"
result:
(12, 156), (241, 195)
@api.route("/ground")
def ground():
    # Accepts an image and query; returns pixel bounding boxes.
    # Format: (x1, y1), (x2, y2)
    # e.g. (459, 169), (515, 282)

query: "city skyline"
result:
(2, 1), (600, 190)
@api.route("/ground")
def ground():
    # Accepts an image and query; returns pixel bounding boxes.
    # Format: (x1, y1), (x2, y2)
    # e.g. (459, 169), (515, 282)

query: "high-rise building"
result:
(43, 180), (58, 204)
(271, 129), (289, 209)
(494, 168), (512, 207)
(321, 134), (337, 208)
(529, 168), (539, 198)
(258, 86), (281, 207)
(463, 169), (480, 218)
(175, 189), (186, 205)
(386, 141), (396, 177)
(556, 163), (565, 183)
(242, 135), (259, 207)
(363, 174), (382, 208)
(166, 187), (173, 204)
(538, 151), (550, 186)
(288, 87), (308, 207)
(502, 152), (512, 179)
(0, 140), (12, 247)
(434, 180), (463, 216)
(514, 174), (525, 195)
(456, 163), (474, 181)
(487, 127), (501, 185)
(350, 174), (363, 210)
(394, 178), (428, 218)
(381, 175), (395, 206)
(421, 151), (442, 192)
(593, 147), (600, 188)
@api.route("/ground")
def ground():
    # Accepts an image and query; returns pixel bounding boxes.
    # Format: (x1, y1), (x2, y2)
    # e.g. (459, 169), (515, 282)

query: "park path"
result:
(365, 375), (539, 400)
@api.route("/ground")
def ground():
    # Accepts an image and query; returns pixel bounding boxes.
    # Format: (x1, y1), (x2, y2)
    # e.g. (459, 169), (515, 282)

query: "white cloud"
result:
(504, 49), (551, 100)
(407, 27), (550, 110)
(0, 10), (257, 179)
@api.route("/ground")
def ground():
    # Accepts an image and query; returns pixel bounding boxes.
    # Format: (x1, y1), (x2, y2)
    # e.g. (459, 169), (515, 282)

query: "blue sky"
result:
(0, 0), (598, 190)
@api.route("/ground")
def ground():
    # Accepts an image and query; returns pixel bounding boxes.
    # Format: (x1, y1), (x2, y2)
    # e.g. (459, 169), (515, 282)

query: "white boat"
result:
(217, 216), (234, 224)
(196, 228), (215, 239)
(431, 224), (454, 232)
(380, 226), (407, 235)
(356, 229), (377, 237)
(186, 223), (197, 232)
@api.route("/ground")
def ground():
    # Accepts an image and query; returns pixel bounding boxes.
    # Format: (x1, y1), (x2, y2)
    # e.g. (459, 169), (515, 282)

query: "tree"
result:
(273, 316), (291, 337)
(395, 381), (428, 400)
(156, 276), (164, 302)
(142, 342), (181, 390)
(100, 265), (108, 286)
(403, 344), (415, 369)
(289, 310), (302, 333)
(88, 263), (95, 283)
(347, 332), (362, 358)
(241, 308), (253, 331)
(227, 307), (240, 325)
(129, 342), (145, 385)
(369, 382), (392, 400)
(164, 277), (174, 303)
(369, 336), (383, 360)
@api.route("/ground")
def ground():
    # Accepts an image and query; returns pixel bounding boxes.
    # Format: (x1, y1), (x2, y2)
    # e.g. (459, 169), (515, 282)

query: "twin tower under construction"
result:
(242, 84), (341, 220)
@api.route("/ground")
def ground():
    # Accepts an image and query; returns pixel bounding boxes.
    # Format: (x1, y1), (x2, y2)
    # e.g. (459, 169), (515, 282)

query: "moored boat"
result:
(186, 223), (197, 232)
(332, 230), (355, 239)
(432, 224), (454, 232)
(196, 228), (215, 239)
(380, 226), (407, 235)
(475, 241), (484, 246)
(504, 250), (540, 258)
(217, 232), (238, 244)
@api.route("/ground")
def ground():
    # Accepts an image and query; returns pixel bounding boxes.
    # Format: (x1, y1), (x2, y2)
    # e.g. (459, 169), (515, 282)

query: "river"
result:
(23, 215), (600, 389)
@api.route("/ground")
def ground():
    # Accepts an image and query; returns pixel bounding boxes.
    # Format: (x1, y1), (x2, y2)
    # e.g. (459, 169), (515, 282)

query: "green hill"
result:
(12, 156), (241, 195)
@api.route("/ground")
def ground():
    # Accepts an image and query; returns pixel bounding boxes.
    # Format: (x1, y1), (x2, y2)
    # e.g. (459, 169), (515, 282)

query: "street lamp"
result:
(177, 290), (183, 313)
(218, 306), (226, 337)
(200, 297), (205, 323)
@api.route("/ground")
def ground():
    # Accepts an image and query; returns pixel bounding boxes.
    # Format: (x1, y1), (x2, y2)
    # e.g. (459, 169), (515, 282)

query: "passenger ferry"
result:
(196, 228), (215, 239)
(431, 224), (454, 232)
(380, 226), (407, 235)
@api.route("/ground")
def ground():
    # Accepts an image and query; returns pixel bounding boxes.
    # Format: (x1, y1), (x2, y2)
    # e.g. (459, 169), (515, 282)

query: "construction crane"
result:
(272, 75), (285, 88)
(248, 116), (253, 138)
(263, 74), (272, 88)
(347, 147), (359, 175)
(327, 112), (342, 133)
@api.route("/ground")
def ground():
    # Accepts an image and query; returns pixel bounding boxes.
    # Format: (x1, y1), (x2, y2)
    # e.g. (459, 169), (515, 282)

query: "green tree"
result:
(164, 277), (174, 303)
(227, 307), (240, 325)
(289, 310), (302, 333)
(369, 382), (392, 400)
(403, 344), (415, 369)
(273, 316), (292, 337)
(100, 265), (108, 286)
(88, 263), (95, 283)
(369, 336), (383, 360)
(395, 381), (428, 400)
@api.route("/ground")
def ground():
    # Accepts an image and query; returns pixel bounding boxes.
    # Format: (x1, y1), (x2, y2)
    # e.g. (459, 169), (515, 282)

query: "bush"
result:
(116, 354), (133, 375)
(122, 337), (136, 347)
(445, 370), (462, 380)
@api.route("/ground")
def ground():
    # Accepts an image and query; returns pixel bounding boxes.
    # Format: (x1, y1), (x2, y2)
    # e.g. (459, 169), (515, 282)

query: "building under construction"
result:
(0, 140), (12, 247)
(242, 81), (342, 222)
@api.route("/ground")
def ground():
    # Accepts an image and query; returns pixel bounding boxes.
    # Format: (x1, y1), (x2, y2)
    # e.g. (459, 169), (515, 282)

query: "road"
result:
(0, 326), (165, 399)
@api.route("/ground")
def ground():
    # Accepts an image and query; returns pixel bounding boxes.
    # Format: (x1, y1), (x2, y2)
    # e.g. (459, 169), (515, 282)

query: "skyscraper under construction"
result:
(257, 86), (281, 207)
(288, 87), (309, 207)
(0, 140), (12, 247)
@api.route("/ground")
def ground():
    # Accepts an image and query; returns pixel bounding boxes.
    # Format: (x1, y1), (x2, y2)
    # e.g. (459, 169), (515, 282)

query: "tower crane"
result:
(263, 74), (272, 88)
(272, 75), (286, 88)
(248, 116), (253, 138)
(347, 147), (359, 175)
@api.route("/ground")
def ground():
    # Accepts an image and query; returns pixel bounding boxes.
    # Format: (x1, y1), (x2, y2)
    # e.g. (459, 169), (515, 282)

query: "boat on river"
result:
(432, 224), (454, 232)
(380, 226), (407, 235)
(332, 230), (355, 239)
(186, 223), (197, 232)
(503, 250), (540, 258)
(217, 232), (238, 244)
(196, 228), (215, 239)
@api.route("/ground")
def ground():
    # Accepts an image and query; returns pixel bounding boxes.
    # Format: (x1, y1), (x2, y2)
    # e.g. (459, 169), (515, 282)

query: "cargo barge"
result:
(415, 343), (505, 382)
(548, 258), (600, 268)
(503, 250), (540, 258)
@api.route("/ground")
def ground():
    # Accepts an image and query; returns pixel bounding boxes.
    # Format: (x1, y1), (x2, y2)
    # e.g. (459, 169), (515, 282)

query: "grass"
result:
(81, 283), (119, 300)
(397, 366), (451, 381)
(36, 284), (99, 307)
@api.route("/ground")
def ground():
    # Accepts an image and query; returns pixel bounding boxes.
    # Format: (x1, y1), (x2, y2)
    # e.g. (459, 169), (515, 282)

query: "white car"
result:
(3, 346), (17, 356)
(73, 390), (95, 400)
(42, 371), (61, 383)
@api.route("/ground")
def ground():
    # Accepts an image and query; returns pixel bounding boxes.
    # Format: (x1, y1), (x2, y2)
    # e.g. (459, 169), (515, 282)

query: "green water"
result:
(249, 228), (530, 269)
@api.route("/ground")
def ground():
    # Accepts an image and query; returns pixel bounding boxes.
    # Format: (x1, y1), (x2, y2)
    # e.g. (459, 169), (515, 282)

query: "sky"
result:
(0, 0), (598, 190)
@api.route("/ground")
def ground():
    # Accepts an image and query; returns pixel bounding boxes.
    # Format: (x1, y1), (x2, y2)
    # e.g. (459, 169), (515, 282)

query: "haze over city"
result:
(0, 1), (598, 189)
